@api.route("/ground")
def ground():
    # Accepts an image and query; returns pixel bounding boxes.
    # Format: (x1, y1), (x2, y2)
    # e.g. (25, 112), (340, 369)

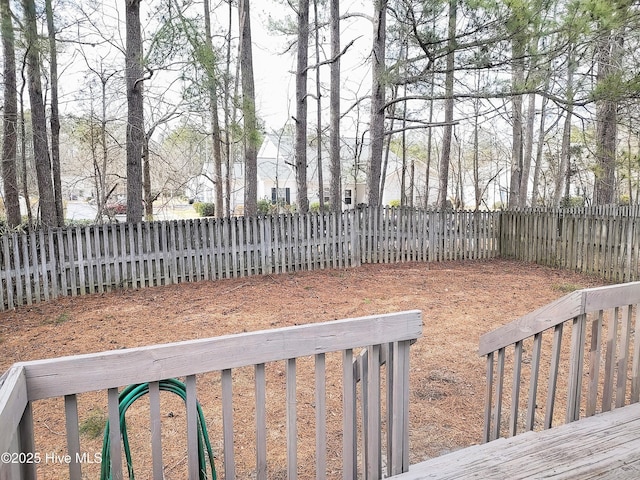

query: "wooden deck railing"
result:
(0, 310), (422, 480)
(479, 282), (640, 442)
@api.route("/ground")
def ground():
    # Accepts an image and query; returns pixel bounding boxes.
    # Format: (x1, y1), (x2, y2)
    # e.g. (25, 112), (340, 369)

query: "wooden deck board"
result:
(395, 402), (640, 479)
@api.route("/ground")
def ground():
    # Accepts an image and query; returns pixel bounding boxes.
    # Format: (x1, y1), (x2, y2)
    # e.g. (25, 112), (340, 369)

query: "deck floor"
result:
(394, 402), (640, 479)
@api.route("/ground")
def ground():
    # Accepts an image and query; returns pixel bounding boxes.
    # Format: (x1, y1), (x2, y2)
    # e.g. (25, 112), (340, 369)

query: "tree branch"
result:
(134, 66), (153, 90)
(300, 37), (360, 74)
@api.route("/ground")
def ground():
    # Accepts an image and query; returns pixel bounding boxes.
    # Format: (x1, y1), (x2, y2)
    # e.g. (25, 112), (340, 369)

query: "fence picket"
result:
(2, 235), (12, 309)
(13, 233), (24, 304)
(21, 232), (33, 305)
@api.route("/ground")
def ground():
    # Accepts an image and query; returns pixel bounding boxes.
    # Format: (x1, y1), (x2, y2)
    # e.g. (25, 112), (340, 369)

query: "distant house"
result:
(185, 136), (297, 213)
(61, 175), (95, 201)
(187, 133), (417, 213)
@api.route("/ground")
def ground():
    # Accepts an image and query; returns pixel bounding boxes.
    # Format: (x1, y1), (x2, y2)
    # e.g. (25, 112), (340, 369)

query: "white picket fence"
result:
(0, 207), (499, 310)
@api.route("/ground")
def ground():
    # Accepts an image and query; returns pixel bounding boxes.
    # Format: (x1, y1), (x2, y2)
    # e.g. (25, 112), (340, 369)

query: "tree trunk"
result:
(125, 0), (145, 223)
(99, 74), (112, 219)
(1, 0), (21, 227)
(314, 0), (324, 211)
(204, 0), (224, 218)
(436, 0), (457, 210)
(473, 72), (481, 210)
(238, 0), (258, 216)
(554, 45), (575, 207)
(401, 95), (407, 206)
(367, 0), (387, 207)
(425, 74), (435, 208)
(329, 0), (341, 213)
(379, 85), (397, 204)
(22, 0), (57, 227)
(531, 94), (548, 207)
(295, 0), (310, 213)
(143, 131), (153, 220)
(508, 34), (525, 209)
(557, 104), (574, 206)
(45, 0), (63, 225)
(519, 92), (536, 207)
(594, 28), (618, 205)
(224, 0), (235, 217)
(19, 63), (33, 224)
(456, 133), (464, 208)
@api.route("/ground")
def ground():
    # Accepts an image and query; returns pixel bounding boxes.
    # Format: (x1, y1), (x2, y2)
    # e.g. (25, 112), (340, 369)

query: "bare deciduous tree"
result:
(239, 0), (258, 216)
(329, 0), (341, 213)
(125, 0), (145, 222)
(46, 0), (64, 223)
(295, 0), (310, 213)
(437, 0), (457, 210)
(367, 0), (387, 207)
(1, 0), (21, 227)
(22, 0), (58, 227)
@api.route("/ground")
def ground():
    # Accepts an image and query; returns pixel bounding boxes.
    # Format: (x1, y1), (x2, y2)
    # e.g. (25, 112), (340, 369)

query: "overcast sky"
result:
(250, 1), (374, 132)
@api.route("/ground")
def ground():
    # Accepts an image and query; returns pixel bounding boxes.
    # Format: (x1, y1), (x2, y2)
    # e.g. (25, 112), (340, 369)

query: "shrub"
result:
(193, 202), (215, 217)
(388, 199), (401, 208)
(310, 202), (331, 213)
(560, 196), (585, 208)
(257, 199), (272, 215)
(258, 199), (298, 215)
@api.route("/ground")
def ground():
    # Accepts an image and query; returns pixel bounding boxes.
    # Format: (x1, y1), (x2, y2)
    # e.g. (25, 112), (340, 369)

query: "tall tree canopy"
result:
(3, 0), (640, 228)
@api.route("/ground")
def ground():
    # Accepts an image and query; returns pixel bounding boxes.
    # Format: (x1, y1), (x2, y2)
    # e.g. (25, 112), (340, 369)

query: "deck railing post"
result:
(389, 340), (411, 475)
(566, 313), (587, 423)
(343, 348), (357, 480)
(64, 394), (82, 480)
(107, 387), (124, 480)
(18, 403), (36, 480)
(482, 352), (494, 443)
(365, 344), (381, 480)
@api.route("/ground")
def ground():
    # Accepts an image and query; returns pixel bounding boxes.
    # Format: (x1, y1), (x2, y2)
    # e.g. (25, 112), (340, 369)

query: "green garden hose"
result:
(100, 378), (216, 480)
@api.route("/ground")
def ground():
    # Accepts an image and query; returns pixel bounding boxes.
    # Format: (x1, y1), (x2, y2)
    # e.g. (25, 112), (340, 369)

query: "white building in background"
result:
(188, 133), (413, 213)
(61, 175), (96, 201)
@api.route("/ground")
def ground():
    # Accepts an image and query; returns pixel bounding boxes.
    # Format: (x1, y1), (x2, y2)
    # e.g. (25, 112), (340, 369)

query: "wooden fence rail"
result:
(0, 207), (499, 311)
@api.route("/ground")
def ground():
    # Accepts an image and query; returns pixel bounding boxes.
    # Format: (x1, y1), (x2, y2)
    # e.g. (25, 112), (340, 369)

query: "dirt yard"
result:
(0, 259), (606, 478)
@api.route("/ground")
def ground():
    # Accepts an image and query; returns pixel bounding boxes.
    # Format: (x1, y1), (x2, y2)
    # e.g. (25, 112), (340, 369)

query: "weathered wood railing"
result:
(0, 310), (422, 480)
(479, 282), (640, 442)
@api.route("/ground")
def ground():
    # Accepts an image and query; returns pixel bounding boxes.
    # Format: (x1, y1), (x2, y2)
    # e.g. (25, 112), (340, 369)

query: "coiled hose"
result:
(100, 378), (216, 479)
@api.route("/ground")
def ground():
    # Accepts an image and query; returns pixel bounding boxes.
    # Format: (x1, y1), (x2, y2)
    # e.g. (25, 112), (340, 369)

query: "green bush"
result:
(257, 199), (272, 215)
(560, 196), (585, 208)
(388, 199), (401, 208)
(193, 202), (215, 217)
(258, 199), (298, 215)
(310, 202), (331, 213)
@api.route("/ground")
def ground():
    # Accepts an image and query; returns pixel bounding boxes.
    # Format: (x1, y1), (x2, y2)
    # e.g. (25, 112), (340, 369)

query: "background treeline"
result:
(1, 0), (640, 227)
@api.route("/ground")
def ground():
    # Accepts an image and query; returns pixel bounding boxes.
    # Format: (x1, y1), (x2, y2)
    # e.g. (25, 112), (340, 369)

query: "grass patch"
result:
(79, 409), (107, 439)
(41, 312), (72, 326)
(552, 283), (582, 294)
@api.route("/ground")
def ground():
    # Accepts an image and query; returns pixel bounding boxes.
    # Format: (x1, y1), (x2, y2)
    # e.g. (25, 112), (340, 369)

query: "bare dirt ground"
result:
(0, 259), (606, 478)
